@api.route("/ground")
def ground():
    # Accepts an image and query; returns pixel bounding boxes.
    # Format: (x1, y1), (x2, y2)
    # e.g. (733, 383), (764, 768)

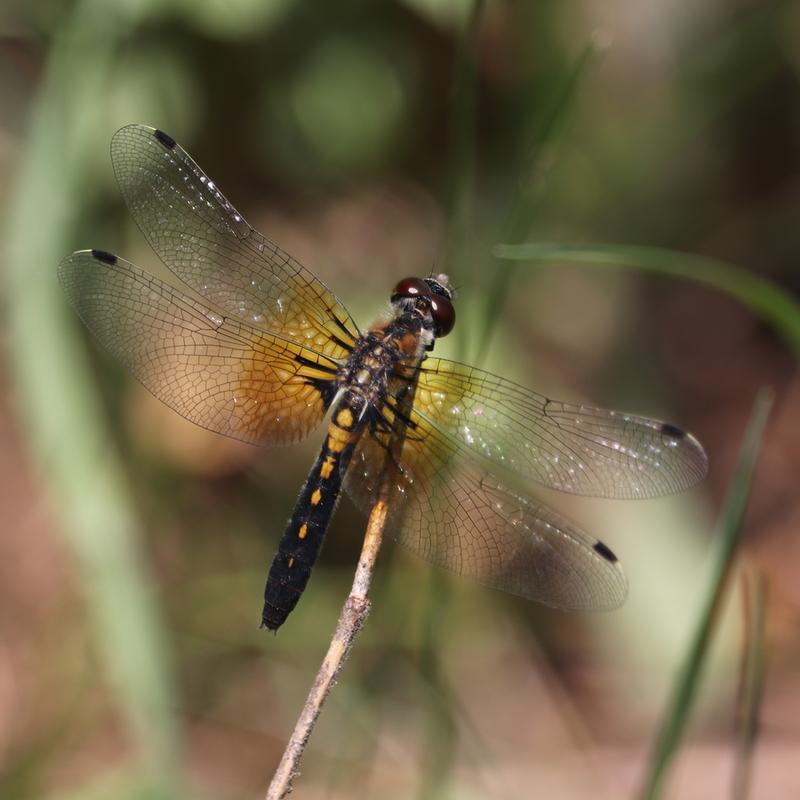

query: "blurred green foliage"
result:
(639, 392), (771, 800)
(1, 1), (798, 798)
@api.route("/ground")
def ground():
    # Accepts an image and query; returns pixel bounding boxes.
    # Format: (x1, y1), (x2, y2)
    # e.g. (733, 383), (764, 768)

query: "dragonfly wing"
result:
(59, 250), (339, 446)
(110, 124), (360, 360)
(410, 357), (708, 499)
(344, 407), (628, 611)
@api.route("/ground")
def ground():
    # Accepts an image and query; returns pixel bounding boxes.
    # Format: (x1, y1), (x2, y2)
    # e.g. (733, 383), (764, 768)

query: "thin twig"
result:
(265, 498), (389, 800)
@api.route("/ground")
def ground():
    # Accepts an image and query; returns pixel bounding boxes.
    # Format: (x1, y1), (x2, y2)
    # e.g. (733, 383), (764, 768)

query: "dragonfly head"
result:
(391, 274), (456, 338)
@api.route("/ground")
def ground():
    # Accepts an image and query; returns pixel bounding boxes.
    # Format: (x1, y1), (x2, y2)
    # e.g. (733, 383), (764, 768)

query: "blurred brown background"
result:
(1, 1), (799, 798)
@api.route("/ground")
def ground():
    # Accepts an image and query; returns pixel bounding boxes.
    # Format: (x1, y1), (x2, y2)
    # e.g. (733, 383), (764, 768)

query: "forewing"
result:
(345, 409), (628, 611)
(411, 358), (708, 499)
(59, 250), (339, 446)
(110, 124), (360, 359)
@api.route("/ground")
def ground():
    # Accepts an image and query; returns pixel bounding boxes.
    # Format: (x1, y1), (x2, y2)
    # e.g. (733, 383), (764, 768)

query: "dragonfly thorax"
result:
(341, 315), (426, 402)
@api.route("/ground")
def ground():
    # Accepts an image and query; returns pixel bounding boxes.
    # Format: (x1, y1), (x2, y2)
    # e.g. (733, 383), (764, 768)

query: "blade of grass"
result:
(475, 39), (600, 364)
(637, 390), (773, 800)
(504, 39), (600, 238)
(417, 572), (458, 800)
(418, 6), (485, 794)
(732, 572), (767, 800)
(3, 1), (181, 795)
(493, 242), (800, 355)
(444, 0), (484, 281)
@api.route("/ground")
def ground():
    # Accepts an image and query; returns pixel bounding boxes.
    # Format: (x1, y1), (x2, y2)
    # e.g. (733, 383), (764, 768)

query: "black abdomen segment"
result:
(262, 401), (363, 631)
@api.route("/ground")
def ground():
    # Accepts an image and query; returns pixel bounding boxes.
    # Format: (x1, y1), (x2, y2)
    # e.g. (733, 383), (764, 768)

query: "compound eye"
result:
(392, 277), (430, 299)
(430, 295), (455, 337)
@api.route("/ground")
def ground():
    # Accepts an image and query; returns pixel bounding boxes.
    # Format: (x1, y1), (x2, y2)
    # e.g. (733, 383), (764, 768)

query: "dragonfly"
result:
(59, 125), (709, 631)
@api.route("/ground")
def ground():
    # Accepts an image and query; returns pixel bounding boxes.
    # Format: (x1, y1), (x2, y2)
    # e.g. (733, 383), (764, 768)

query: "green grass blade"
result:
(637, 390), (773, 800)
(3, 1), (181, 795)
(493, 242), (800, 355)
(504, 39), (599, 237)
(732, 573), (768, 800)
(419, 5), (485, 790)
(444, 0), (484, 273)
(417, 573), (458, 800)
(445, 0), (485, 364)
(475, 40), (599, 364)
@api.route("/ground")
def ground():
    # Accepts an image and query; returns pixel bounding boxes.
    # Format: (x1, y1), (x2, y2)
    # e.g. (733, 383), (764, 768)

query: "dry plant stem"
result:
(265, 498), (389, 800)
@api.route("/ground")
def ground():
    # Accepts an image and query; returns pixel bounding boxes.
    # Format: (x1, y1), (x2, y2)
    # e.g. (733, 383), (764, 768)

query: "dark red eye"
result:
(391, 277), (430, 299)
(430, 295), (455, 337)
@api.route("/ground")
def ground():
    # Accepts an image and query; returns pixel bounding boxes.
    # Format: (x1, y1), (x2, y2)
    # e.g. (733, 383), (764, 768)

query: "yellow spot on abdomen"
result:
(336, 407), (354, 429)
(298, 523), (308, 539)
(327, 423), (350, 453)
(310, 488), (322, 506)
(319, 455), (336, 479)
(288, 557), (294, 568)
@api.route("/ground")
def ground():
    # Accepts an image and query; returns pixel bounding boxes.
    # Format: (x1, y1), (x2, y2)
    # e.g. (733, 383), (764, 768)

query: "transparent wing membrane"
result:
(110, 124), (360, 360)
(59, 250), (338, 446)
(345, 408), (628, 611)
(410, 358), (708, 499)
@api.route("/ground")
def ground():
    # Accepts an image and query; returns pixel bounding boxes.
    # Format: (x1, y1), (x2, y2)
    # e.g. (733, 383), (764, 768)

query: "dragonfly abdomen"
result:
(262, 395), (366, 631)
